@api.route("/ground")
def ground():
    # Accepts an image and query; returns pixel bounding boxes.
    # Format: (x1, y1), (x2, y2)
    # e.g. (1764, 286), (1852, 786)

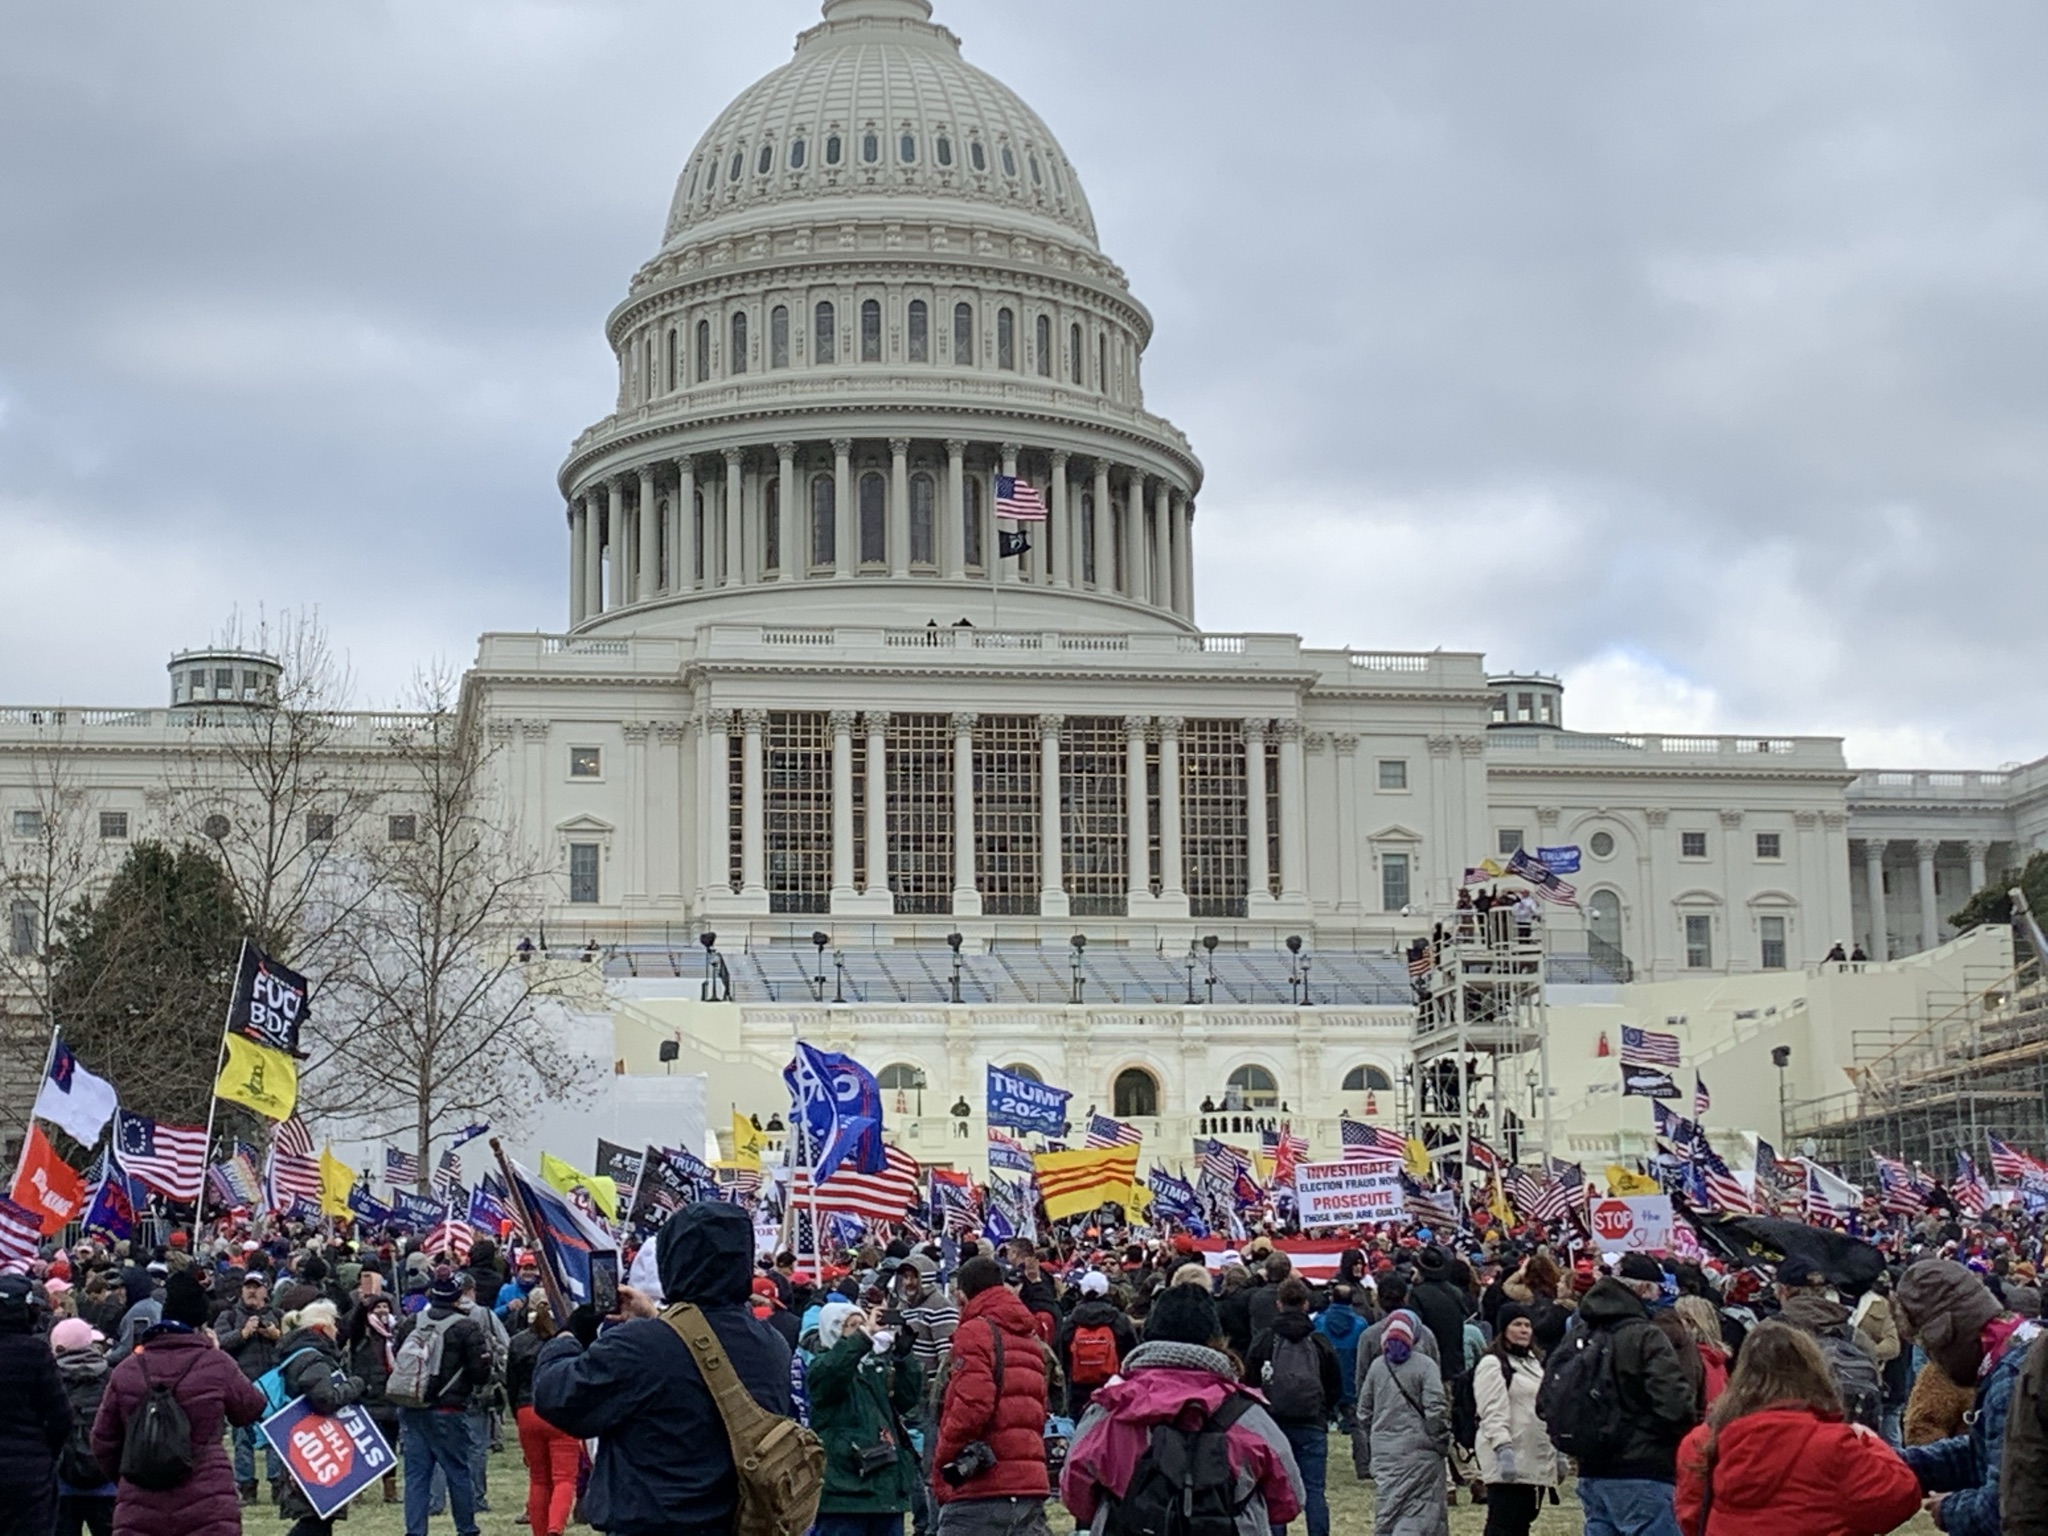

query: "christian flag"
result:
(31, 1042), (118, 1147)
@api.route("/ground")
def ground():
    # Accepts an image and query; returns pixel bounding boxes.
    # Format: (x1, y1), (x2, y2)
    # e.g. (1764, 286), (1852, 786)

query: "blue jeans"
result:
(401, 1408), (478, 1536)
(231, 1421), (276, 1487)
(1579, 1477), (1681, 1536)
(1273, 1422), (1328, 1536)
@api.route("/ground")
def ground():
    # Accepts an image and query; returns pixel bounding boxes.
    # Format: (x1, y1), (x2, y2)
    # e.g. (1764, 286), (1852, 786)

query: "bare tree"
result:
(308, 666), (596, 1178)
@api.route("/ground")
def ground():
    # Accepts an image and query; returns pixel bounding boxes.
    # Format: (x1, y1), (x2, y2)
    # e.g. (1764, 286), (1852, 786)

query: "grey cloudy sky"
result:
(3, 1), (2044, 767)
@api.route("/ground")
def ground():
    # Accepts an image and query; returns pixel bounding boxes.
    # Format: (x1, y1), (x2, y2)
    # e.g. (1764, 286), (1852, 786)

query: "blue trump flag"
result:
(785, 1042), (886, 1183)
(390, 1191), (444, 1232)
(506, 1156), (620, 1312)
(985, 1063), (1071, 1136)
(347, 1186), (394, 1229)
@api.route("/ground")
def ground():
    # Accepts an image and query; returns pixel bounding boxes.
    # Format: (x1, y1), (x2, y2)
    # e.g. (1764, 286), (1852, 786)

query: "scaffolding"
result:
(1410, 907), (1552, 1175)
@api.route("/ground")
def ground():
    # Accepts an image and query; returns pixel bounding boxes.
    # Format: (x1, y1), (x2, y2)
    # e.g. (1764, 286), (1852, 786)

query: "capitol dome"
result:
(557, 0), (1201, 638)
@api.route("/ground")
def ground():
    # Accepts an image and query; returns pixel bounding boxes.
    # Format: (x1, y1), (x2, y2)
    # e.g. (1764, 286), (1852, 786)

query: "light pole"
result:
(946, 931), (964, 1004)
(1202, 934), (1220, 1004)
(1070, 934), (1087, 1003)
(698, 931), (718, 1001)
(1772, 1045), (1792, 1143)
(832, 948), (847, 1005)
(1285, 934), (1303, 1005)
(811, 931), (830, 1002)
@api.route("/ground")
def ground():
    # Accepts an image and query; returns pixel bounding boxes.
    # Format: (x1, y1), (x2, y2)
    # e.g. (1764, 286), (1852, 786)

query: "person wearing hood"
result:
(1353, 1273), (1440, 1404)
(808, 1299), (924, 1536)
(341, 1289), (402, 1506)
(1771, 1265), (1884, 1431)
(1242, 1279), (1340, 1536)
(273, 1300), (365, 1536)
(1407, 1247), (1471, 1386)
(1568, 1254), (1699, 1536)
(1313, 1283), (1368, 1433)
(1354, 1310), (1450, 1536)
(1472, 1303), (1558, 1536)
(927, 1255), (1049, 1532)
(50, 1317), (116, 1536)
(1060, 1282), (1302, 1536)
(106, 1266), (160, 1364)
(0, 1273), (71, 1536)
(533, 1200), (793, 1536)
(1054, 1272), (1139, 1422)
(1893, 1258), (2036, 1536)
(91, 1270), (267, 1536)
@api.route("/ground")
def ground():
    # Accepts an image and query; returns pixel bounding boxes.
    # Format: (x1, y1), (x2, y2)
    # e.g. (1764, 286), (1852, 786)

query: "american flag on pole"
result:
(1084, 1114), (1143, 1150)
(113, 1109), (208, 1202)
(267, 1115), (322, 1209)
(385, 1147), (422, 1188)
(993, 475), (1048, 522)
(929, 1169), (978, 1235)
(1518, 1161), (1583, 1224)
(1620, 1026), (1682, 1070)
(1263, 1124), (1310, 1186)
(423, 1218), (474, 1262)
(1873, 1153), (1929, 1215)
(791, 1145), (922, 1222)
(1340, 1119), (1406, 1163)
(1954, 1154), (1990, 1216)
(1401, 1174), (1461, 1228)
(1693, 1075), (1711, 1122)
(1987, 1135), (2039, 1185)
(0, 1196), (40, 1274)
(432, 1148), (465, 1204)
(1505, 848), (1579, 906)
(1700, 1150), (1756, 1214)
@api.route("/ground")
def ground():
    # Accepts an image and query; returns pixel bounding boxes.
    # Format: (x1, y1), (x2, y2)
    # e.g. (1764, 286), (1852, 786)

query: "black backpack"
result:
(119, 1356), (198, 1492)
(1451, 1354), (1511, 1451)
(1534, 1324), (1629, 1461)
(58, 1415), (103, 1489)
(1103, 1392), (1257, 1536)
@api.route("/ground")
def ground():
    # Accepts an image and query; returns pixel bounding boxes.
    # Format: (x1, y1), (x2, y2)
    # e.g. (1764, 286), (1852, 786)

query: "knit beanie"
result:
(1383, 1309), (1417, 1365)
(1144, 1281), (1221, 1346)
(162, 1270), (210, 1328)
(1896, 1259), (2002, 1385)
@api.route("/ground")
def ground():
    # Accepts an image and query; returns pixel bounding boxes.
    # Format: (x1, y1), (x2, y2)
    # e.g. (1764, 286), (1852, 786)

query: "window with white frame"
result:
(1684, 913), (1713, 969)
(99, 811), (129, 840)
(11, 809), (43, 838)
(568, 843), (600, 904)
(1381, 851), (1410, 912)
(569, 747), (602, 779)
(1497, 828), (1524, 856)
(1378, 759), (1408, 791)
(1755, 832), (1782, 860)
(1681, 831), (1708, 858)
(1759, 914), (1787, 970)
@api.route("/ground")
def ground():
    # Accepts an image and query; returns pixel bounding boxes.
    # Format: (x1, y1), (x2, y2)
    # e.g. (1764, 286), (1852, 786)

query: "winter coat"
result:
(1696, 1340), (1730, 1408)
(1471, 1350), (1556, 1488)
(1675, 1405), (1921, 1536)
(0, 1325), (71, 1497)
(1355, 1307), (1439, 1386)
(1313, 1302), (1366, 1402)
(808, 1330), (924, 1514)
(1905, 1358), (1974, 1445)
(506, 1324), (545, 1410)
(1354, 1348), (1450, 1536)
(1900, 1317), (2040, 1536)
(1407, 1277), (1469, 1382)
(1778, 1291), (1884, 1430)
(1054, 1300), (1140, 1419)
(91, 1327), (267, 1536)
(1568, 1279), (1698, 1483)
(273, 1326), (363, 1523)
(534, 1202), (793, 1536)
(108, 1271), (161, 1363)
(1218, 1284), (1254, 1358)
(1850, 1291), (1901, 1366)
(343, 1311), (397, 1426)
(1061, 1340), (1302, 1536)
(1242, 1310), (1341, 1426)
(2004, 1328), (2048, 1536)
(929, 1282), (1050, 1504)
(1245, 1281), (1286, 1347)
(216, 1301), (283, 1380)
(393, 1304), (490, 1407)
(55, 1349), (117, 1497)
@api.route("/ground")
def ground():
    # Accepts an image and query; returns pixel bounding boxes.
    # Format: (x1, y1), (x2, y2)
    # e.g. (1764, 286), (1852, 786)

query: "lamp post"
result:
(1772, 1045), (1792, 1142)
(1285, 934), (1303, 1005)
(946, 931), (964, 1005)
(833, 948), (847, 1005)
(1184, 944), (1198, 1005)
(811, 931), (830, 1002)
(1070, 934), (1087, 1004)
(698, 931), (718, 1001)
(1202, 934), (1219, 1004)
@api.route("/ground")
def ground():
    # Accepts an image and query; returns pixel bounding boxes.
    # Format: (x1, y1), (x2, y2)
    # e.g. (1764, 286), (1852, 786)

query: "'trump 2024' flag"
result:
(505, 1155), (619, 1313)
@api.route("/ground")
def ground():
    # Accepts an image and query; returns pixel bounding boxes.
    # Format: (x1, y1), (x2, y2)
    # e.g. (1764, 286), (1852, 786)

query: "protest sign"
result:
(1293, 1161), (1403, 1227)
(1587, 1194), (1674, 1253)
(261, 1400), (397, 1520)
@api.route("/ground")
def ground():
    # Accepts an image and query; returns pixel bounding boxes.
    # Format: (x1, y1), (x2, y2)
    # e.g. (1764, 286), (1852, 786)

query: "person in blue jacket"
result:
(534, 1201), (793, 1536)
(1313, 1281), (1370, 1433)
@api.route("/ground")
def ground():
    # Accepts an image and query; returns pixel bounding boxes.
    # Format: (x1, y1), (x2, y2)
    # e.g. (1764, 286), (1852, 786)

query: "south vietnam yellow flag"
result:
(1605, 1164), (1661, 1197)
(731, 1112), (767, 1168)
(319, 1148), (355, 1219)
(539, 1152), (619, 1220)
(1402, 1137), (1433, 1180)
(214, 1033), (298, 1121)
(1032, 1145), (1142, 1221)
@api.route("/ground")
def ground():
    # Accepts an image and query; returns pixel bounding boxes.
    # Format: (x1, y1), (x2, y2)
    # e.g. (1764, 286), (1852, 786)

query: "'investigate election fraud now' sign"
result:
(1293, 1161), (1404, 1227)
(261, 1399), (397, 1519)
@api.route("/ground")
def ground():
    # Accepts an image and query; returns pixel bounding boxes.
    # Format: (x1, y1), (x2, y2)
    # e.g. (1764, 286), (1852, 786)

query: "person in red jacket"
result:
(1674, 1319), (1920, 1536)
(929, 1255), (1051, 1536)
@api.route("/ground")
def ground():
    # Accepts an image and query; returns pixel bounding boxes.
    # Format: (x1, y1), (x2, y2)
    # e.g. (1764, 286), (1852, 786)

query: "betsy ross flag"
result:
(1084, 1114), (1143, 1150)
(385, 1147), (422, 1187)
(792, 1145), (922, 1223)
(993, 475), (1047, 521)
(1340, 1119), (1406, 1163)
(113, 1110), (207, 1202)
(1621, 1027), (1681, 1069)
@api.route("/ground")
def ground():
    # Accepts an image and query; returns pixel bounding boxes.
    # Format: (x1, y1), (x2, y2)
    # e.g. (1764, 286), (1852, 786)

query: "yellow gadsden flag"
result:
(731, 1112), (767, 1168)
(320, 1148), (355, 1219)
(214, 1033), (298, 1121)
(1401, 1137), (1433, 1181)
(539, 1152), (619, 1220)
(1605, 1164), (1661, 1197)
(1489, 1167), (1515, 1226)
(1032, 1145), (1142, 1221)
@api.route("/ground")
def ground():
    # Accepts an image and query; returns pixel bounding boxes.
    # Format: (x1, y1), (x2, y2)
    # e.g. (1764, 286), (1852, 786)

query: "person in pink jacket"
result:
(1060, 1283), (1302, 1536)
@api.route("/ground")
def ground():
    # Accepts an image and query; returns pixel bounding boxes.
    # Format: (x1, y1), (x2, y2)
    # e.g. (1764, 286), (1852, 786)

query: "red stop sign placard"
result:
(287, 1415), (357, 1489)
(1590, 1199), (1635, 1243)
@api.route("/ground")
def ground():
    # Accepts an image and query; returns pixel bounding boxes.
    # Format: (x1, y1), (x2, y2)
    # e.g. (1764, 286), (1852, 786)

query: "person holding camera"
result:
(929, 1256), (1050, 1536)
(810, 1300), (925, 1536)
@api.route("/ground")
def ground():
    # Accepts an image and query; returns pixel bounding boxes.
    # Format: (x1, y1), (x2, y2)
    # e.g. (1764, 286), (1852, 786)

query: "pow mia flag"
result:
(998, 530), (1032, 559)
(228, 941), (310, 1057)
(1621, 1063), (1682, 1099)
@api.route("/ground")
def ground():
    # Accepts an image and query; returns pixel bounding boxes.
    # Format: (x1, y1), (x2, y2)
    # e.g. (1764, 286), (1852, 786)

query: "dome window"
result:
(860, 299), (881, 362)
(696, 319), (711, 383)
(757, 143), (774, 175)
(935, 135), (953, 167)
(729, 310), (747, 375)
(685, 168), (697, 199)
(813, 301), (836, 364)
(862, 131), (879, 164)
(907, 299), (929, 362)
(810, 475), (836, 568)
(899, 131), (916, 164)
(909, 473), (936, 565)
(969, 139), (986, 172)
(825, 134), (842, 166)
(858, 472), (886, 565)
(1028, 152), (1042, 186)
(1069, 322), (1083, 384)
(770, 305), (790, 369)
(729, 150), (743, 182)
(996, 307), (1015, 371)
(1034, 314), (1051, 377)
(952, 302), (974, 366)
(1000, 145), (1016, 177)
(789, 137), (807, 170)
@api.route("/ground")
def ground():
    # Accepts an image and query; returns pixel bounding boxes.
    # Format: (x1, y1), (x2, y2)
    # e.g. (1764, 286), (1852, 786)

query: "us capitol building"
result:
(6, 0), (2045, 1168)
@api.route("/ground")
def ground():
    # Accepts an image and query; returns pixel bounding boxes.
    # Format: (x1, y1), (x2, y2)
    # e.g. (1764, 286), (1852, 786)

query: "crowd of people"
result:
(1, 1198), (2047, 1536)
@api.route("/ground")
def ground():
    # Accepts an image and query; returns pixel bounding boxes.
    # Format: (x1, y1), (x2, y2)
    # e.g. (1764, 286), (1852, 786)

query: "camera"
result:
(940, 1441), (998, 1486)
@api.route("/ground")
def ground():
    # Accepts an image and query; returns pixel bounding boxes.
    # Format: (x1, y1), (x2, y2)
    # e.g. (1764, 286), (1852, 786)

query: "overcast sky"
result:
(4, 1), (2044, 767)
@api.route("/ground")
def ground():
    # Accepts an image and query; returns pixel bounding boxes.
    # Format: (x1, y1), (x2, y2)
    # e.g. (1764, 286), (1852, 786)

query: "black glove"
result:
(568, 1304), (601, 1348)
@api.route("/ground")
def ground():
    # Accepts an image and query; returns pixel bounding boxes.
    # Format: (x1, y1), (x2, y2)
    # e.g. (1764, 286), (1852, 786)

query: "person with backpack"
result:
(51, 1318), (117, 1536)
(1060, 1280), (1303, 1536)
(1055, 1273), (1139, 1422)
(0, 1272), (72, 1536)
(1771, 1265), (1885, 1432)
(271, 1300), (366, 1536)
(1313, 1284), (1368, 1434)
(1673, 1320), (1920, 1536)
(1354, 1311), (1449, 1536)
(1470, 1304), (1556, 1536)
(1242, 1278), (1340, 1536)
(89, 1269), (267, 1536)
(928, 1254), (1050, 1536)
(1539, 1252), (1698, 1536)
(533, 1200), (798, 1536)
(218, 1270), (284, 1505)
(389, 1270), (492, 1536)
(808, 1299), (925, 1536)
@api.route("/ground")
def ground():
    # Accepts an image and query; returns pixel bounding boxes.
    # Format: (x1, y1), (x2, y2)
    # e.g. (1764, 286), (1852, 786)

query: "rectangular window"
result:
(1377, 759), (1408, 791)
(1381, 851), (1410, 912)
(1496, 828), (1523, 856)
(771, 304), (790, 368)
(306, 813), (335, 843)
(1760, 915), (1787, 970)
(99, 811), (129, 840)
(907, 300), (929, 363)
(1681, 830), (1708, 858)
(1182, 719), (1249, 919)
(974, 715), (1041, 916)
(1685, 913), (1713, 969)
(886, 713), (953, 915)
(766, 712), (831, 915)
(568, 842), (600, 904)
(1755, 831), (1782, 860)
(1062, 717), (1127, 918)
(8, 900), (35, 958)
(569, 747), (602, 779)
(387, 814), (417, 843)
(11, 809), (42, 838)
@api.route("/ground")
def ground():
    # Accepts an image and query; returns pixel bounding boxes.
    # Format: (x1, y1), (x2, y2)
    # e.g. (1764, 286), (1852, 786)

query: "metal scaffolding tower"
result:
(1410, 908), (1551, 1178)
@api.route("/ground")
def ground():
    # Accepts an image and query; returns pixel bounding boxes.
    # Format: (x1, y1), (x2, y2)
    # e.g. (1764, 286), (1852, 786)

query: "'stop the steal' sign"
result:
(1292, 1161), (1403, 1227)
(229, 939), (309, 1056)
(260, 1399), (397, 1519)
(1588, 1194), (1674, 1254)
(984, 1064), (1072, 1137)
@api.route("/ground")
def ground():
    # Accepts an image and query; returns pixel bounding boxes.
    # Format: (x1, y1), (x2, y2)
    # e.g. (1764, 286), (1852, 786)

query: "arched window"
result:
(814, 302), (836, 364)
(1226, 1064), (1279, 1108)
(899, 131), (916, 164)
(789, 137), (807, 170)
(825, 133), (842, 166)
(877, 1062), (926, 1114)
(1002, 1062), (1042, 1082)
(861, 130), (879, 164)
(757, 143), (774, 175)
(728, 149), (743, 182)
(1342, 1065), (1394, 1093)
(729, 310), (747, 375)
(936, 135), (953, 167)
(861, 299), (881, 362)
(695, 319), (711, 383)
(666, 327), (679, 390)
(907, 300), (929, 362)
(996, 307), (1015, 370)
(1028, 152), (1042, 186)
(1000, 144), (1017, 177)
(763, 479), (781, 574)
(1079, 491), (1097, 584)
(858, 471), (886, 565)
(810, 474), (836, 567)
(1098, 335), (1108, 394)
(952, 302), (973, 365)
(1588, 888), (1624, 957)
(1113, 1067), (1159, 1119)
(909, 472), (935, 566)
(1034, 314), (1051, 376)
(692, 487), (706, 580)
(770, 305), (790, 368)
(969, 138), (986, 172)
(1070, 323), (1083, 385)
(964, 476), (984, 567)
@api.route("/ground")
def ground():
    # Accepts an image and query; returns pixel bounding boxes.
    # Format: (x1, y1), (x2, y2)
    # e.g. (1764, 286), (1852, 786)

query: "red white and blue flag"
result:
(791, 1144), (922, 1223)
(1987, 1135), (2040, 1185)
(1621, 1027), (1682, 1069)
(993, 475), (1047, 522)
(0, 1196), (39, 1275)
(1085, 1114), (1143, 1150)
(1955, 1154), (1990, 1215)
(385, 1147), (422, 1188)
(1340, 1119), (1406, 1163)
(267, 1115), (322, 1210)
(113, 1110), (207, 1202)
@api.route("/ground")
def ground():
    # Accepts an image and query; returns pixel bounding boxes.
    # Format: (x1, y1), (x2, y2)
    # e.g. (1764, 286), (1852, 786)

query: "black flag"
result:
(998, 530), (1032, 559)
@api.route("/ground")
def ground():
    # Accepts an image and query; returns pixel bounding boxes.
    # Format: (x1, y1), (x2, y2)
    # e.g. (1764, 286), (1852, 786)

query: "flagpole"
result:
(490, 1137), (572, 1323)
(195, 936), (253, 1243)
(10, 1017), (62, 1189)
